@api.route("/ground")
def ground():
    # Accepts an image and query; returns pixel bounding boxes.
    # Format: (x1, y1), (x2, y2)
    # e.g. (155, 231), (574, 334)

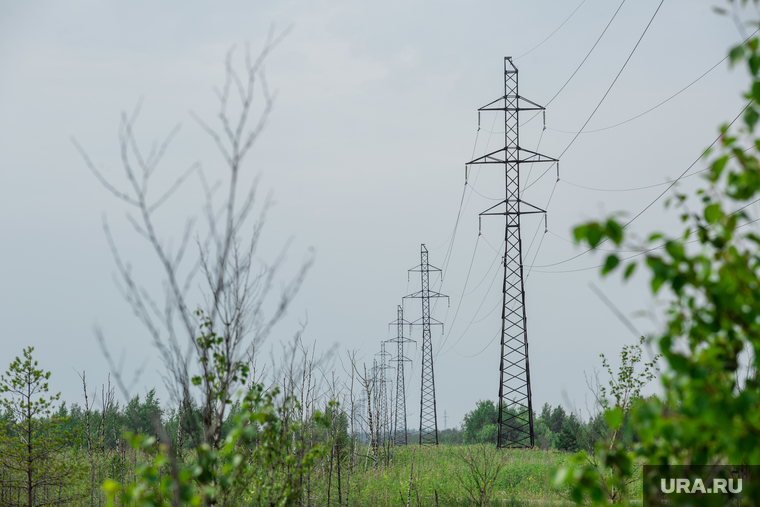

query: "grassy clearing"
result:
(326, 445), (584, 507)
(0, 439), (643, 506)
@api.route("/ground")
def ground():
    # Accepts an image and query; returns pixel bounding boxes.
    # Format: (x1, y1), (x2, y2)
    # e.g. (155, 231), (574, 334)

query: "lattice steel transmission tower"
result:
(375, 344), (392, 444)
(369, 358), (380, 446)
(388, 305), (413, 445)
(405, 244), (448, 445)
(466, 57), (558, 448)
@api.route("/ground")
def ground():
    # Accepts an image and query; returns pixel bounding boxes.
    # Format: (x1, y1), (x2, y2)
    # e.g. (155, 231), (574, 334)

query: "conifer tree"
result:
(0, 347), (85, 506)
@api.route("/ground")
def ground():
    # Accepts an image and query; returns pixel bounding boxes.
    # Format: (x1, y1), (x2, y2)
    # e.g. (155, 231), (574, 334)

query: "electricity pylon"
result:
(387, 305), (413, 445)
(375, 343), (392, 444)
(466, 57), (558, 448)
(405, 244), (448, 445)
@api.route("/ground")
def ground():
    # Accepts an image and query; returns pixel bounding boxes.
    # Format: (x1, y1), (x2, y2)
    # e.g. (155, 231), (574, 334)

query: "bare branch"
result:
(148, 161), (199, 213)
(71, 138), (139, 206)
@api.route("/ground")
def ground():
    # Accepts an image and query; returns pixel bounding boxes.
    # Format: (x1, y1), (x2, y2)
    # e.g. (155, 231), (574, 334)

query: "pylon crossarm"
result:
(478, 94), (546, 112)
(467, 146), (508, 165)
(518, 200), (547, 214)
(467, 146), (558, 166)
(479, 102), (546, 112)
(481, 105), (544, 112)
(516, 95), (546, 110)
(478, 95), (508, 110)
(518, 147), (558, 163)
(479, 199), (508, 215)
(407, 266), (443, 273)
(479, 199), (546, 217)
(404, 291), (447, 300)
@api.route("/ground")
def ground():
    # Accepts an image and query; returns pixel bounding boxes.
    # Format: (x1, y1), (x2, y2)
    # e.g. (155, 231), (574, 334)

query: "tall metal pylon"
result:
(353, 391), (366, 442)
(375, 344), (392, 444)
(405, 244), (448, 445)
(466, 57), (558, 448)
(387, 305), (414, 445)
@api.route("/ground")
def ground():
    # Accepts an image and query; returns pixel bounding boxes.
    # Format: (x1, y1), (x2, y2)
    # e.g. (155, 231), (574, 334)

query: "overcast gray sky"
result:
(0, 0), (754, 428)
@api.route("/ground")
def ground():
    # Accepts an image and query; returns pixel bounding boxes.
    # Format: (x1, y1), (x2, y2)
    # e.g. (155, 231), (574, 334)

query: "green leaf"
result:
(624, 262), (636, 280)
(587, 224), (603, 248)
(605, 407), (624, 430)
(602, 254), (620, 275)
(572, 224), (587, 244)
(751, 54), (760, 77)
(606, 218), (624, 245)
(704, 203), (722, 224)
(745, 107), (760, 132)
(665, 240), (684, 259)
(730, 45), (746, 65)
(709, 154), (729, 182)
(651, 274), (665, 294)
(102, 479), (121, 496)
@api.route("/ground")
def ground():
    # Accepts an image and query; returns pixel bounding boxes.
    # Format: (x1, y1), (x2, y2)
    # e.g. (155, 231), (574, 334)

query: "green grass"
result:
(309, 445), (584, 506)
(0, 442), (644, 506)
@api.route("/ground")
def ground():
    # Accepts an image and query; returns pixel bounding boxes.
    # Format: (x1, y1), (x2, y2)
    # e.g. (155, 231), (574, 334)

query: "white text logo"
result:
(660, 478), (742, 494)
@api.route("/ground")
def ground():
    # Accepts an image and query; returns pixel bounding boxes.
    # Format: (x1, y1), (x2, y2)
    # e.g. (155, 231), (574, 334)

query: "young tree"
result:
(453, 444), (509, 507)
(595, 337), (659, 449)
(123, 389), (163, 439)
(72, 30), (310, 452)
(0, 347), (86, 506)
(462, 400), (498, 445)
(103, 376), (330, 507)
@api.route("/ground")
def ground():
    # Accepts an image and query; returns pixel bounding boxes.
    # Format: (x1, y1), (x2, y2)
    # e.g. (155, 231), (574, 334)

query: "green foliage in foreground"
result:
(0, 346), (642, 506)
(557, 14), (760, 506)
(103, 385), (329, 507)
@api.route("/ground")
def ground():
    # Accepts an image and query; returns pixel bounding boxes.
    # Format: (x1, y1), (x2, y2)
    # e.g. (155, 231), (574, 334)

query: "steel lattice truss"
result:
(467, 57), (558, 448)
(388, 305), (414, 446)
(373, 344), (392, 445)
(405, 245), (447, 445)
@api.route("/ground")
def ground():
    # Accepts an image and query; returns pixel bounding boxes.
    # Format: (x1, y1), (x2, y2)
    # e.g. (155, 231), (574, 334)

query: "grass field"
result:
(310, 444), (640, 507)
(0, 440), (646, 506)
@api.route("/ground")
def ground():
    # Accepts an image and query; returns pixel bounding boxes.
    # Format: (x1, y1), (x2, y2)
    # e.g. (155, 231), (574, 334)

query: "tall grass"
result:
(313, 444), (583, 506)
(0, 441), (643, 506)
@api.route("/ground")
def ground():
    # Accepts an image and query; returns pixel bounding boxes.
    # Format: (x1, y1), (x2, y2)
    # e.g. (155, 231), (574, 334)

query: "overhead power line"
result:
(549, 27), (760, 135)
(516, 0), (588, 60)
(530, 103), (750, 270)
(436, 1), (657, 360)
(532, 201), (760, 274)
(545, 0), (627, 108)
(558, 0), (665, 158)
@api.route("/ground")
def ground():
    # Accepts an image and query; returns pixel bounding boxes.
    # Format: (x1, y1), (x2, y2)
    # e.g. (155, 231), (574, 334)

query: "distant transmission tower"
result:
(354, 391), (366, 442)
(370, 358), (380, 445)
(405, 244), (448, 445)
(388, 305), (413, 445)
(375, 343), (392, 444)
(466, 57), (558, 448)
